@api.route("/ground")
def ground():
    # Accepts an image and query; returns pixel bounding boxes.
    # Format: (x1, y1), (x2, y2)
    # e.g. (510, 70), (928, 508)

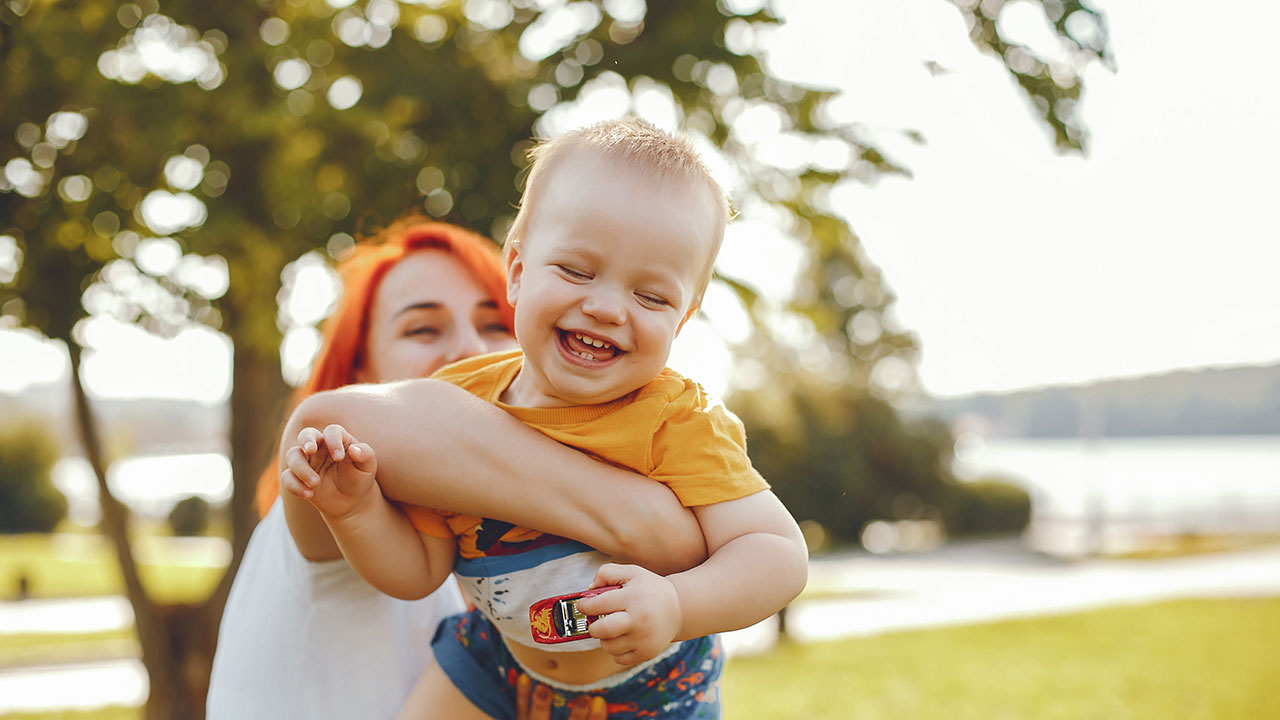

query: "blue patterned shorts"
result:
(432, 608), (723, 719)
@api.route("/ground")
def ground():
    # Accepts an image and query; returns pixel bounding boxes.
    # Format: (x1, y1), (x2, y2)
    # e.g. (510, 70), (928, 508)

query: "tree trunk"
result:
(65, 336), (275, 719)
(206, 317), (290, 612)
(64, 340), (174, 718)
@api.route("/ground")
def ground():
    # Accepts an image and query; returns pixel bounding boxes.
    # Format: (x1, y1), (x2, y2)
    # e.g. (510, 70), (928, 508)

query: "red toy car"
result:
(528, 586), (620, 644)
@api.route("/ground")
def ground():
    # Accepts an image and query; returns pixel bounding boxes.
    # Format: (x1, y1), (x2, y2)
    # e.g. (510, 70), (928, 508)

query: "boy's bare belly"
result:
(507, 640), (629, 685)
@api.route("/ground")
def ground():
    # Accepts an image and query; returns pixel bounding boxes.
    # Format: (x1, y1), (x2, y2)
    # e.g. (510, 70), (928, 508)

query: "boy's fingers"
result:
(586, 610), (631, 641)
(596, 631), (638, 663)
(575, 586), (625, 616)
(347, 443), (378, 473)
(296, 427), (322, 454)
(280, 470), (310, 499)
(323, 424), (348, 461)
(284, 447), (318, 487)
(589, 563), (639, 591)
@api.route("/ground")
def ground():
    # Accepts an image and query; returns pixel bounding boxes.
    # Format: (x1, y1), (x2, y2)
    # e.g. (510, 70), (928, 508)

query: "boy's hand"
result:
(576, 563), (682, 666)
(280, 424), (379, 520)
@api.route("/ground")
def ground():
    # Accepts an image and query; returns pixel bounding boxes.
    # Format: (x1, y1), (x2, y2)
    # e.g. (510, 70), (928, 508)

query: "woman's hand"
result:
(281, 424), (380, 520)
(517, 674), (607, 720)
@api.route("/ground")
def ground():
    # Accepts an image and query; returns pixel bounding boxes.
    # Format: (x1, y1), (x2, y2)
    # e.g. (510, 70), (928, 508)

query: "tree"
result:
(0, 1), (1109, 715)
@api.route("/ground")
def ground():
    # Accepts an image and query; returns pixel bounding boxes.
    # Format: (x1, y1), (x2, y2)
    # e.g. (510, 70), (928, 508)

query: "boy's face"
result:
(503, 153), (717, 408)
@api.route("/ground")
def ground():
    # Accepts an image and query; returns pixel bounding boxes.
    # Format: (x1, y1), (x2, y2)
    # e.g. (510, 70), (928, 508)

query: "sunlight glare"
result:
(134, 237), (182, 277)
(96, 14), (222, 88)
(717, 220), (805, 302)
(0, 330), (67, 392)
(281, 326), (324, 386)
(0, 234), (20, 284)
(519, 3), (603, 62)
(272, 58), (312, 91)
(44, 111), (88, 148)
(279, 253), (341, 327)
(0, 660), (147, 713)
(138, 191), (207, 235)
(163, 154), (205, 191)
(79, 318), (231, 403)
(327, 76), (363, 110)
(997, 1), (1070, 66)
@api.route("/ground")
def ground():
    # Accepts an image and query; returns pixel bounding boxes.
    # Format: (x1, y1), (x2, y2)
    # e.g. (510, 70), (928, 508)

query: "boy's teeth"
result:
(575, 332), (611, 349)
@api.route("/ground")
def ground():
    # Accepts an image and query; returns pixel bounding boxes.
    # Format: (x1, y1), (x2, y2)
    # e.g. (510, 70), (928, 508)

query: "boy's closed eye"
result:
(554, 264), (592, 281)
(636, 292), (670, 308)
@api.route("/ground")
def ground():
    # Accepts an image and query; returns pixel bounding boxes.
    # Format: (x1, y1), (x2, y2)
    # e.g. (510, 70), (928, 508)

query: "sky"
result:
(3, 0), (1279, 403)
(765, 0), (1280, 396)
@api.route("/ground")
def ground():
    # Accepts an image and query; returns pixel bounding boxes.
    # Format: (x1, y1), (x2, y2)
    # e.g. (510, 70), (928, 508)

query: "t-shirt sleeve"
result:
(398, 503), (454, 538)
(649, 395), (769, 506)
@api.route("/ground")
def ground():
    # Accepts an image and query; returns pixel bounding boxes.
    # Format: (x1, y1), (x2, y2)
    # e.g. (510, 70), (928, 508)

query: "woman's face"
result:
(357, 249), (516, 384)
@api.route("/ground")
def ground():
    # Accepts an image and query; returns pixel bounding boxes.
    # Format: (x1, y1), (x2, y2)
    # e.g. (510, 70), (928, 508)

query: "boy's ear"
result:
(675, 302), (700, 336)
(505, 241), (523, 308)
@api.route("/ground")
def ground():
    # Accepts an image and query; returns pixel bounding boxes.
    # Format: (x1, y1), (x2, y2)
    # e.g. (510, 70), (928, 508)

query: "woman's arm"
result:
(282, 379), (707, 575)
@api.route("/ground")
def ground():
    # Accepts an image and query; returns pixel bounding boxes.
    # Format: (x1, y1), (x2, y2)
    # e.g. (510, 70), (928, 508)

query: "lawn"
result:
(3, 596), (1277, 719)
(720, 596), (1280, 719)
(0, 532), (226, 603)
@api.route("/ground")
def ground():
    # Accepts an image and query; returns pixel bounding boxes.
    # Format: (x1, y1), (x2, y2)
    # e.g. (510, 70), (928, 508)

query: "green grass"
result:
(0, 628), (138, 668)
(0, 533), (226, 603)
(720, 596), (1280, 720)
(0, 708), (139, 720)
(1112, 532), (1280, 560)
(2, 597), (1275, 720)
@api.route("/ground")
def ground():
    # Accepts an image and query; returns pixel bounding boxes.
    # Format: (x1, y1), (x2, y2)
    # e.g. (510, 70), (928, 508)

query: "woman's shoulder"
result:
(431, 348), (522, 383)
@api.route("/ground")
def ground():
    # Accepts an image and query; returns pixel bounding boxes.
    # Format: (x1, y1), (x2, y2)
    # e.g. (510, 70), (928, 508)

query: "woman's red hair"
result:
(255, 216), (513, 515)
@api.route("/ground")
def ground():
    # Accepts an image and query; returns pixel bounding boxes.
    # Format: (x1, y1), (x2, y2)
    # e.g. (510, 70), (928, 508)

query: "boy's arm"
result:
(580, 489), (806, 665)
(283, 379), (706, 574)
(280, 486), (343, 560)
(665, 489), (803, 635)
(280, 427), (455, 600)
(667, 489), (807, 639)
(321, 489), (456, 601)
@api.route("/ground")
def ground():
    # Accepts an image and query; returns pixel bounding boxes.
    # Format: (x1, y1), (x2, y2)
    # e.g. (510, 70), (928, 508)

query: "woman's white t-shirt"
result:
(206, 498), (466, 719)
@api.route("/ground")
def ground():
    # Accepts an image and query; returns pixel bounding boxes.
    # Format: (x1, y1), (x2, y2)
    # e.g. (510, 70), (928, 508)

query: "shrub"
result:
(168, 495), (212, 536)
(944, 477), (1032, 536)
(0, 419), (67, 533)
(733, 385), (962, 547)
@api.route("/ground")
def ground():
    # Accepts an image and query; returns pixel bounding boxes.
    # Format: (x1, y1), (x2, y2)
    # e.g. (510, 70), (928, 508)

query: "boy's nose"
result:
(581, 289), (626, 325)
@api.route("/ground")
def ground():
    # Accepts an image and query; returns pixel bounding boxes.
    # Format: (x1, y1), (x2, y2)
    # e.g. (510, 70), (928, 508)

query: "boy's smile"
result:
(560, 329), (620, 363)
(501, 151), (719, 408)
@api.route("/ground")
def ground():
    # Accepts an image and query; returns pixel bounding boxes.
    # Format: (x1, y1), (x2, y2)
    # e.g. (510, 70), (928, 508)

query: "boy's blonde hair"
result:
(505, 117), (729, 305)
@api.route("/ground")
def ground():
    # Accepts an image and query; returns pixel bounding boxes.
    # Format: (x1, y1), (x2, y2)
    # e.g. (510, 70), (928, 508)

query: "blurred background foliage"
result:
(0, 419), (66, 534)
(0, 0), (1106, 715)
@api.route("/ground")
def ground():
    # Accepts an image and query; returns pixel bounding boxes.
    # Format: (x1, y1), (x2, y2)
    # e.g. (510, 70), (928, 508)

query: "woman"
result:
(207, 217), (706, 719)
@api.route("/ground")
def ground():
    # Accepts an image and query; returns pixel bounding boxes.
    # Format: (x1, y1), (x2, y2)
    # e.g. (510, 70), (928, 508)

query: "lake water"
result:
(52, 453), (232, 524)
(50, 436), (1280, 545)
(954, 434), (1280, 554)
